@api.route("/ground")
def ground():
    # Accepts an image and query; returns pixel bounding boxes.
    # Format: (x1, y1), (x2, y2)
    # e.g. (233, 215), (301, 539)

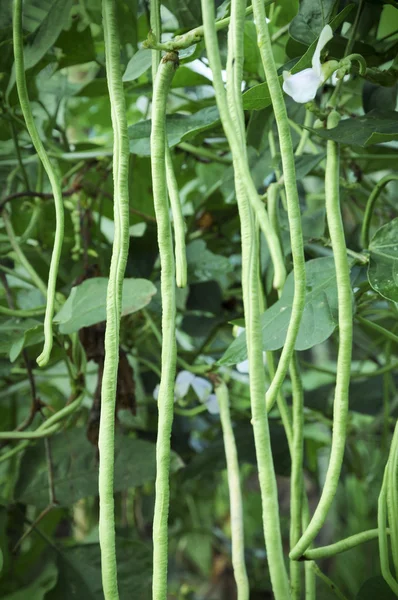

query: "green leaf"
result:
(363, 82), (398, 113)
(122, 48), (153, 82)
(47, 539), (152, 600)
(54, 277), (157, 334)
(218, 257), (341, 366)
(368, 217), (398, 302)
(309, 110), (398, 146)
(294, 152), (326, 179)
(289, 0), (336, 44)
(55, 21), (96, 70)
(161, 0), (202, 28)
(9, 322), (44, 362)
(15, 428), (182, 507)
(1, 562), (58, 600)
(242, 4), (354, 110)
(23, 0), (73, 71)
(186, 240), (233, 282)
(0, 318), (43, 357)
(128, 106), (220, 156)
(356, 576), (397, 599)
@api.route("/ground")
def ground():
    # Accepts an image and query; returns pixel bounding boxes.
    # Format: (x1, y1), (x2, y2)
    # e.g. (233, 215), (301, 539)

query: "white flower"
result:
(155, 370), (220, 415)
(282, 25), (334, 103)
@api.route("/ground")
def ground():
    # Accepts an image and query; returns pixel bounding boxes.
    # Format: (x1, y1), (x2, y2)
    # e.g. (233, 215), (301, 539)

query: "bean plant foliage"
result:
(0, 0), (397, 599)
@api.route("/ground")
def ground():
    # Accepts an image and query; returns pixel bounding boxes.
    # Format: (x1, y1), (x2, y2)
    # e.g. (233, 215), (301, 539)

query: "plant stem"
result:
(311, 562), (349, 600)
(360, 174), (398, 248)
(357, 316), (398, 346)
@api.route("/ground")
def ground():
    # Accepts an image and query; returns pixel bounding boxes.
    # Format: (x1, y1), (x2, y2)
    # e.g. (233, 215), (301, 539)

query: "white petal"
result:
(312, 24), (333, 77)
(175, 370), (195, 399)
(206, 394), (219, 415)
(153, 384), (160, 400)
(236, 359), (250, 374)
(192, 376), (212, 402)
(282, 69), (321, 103)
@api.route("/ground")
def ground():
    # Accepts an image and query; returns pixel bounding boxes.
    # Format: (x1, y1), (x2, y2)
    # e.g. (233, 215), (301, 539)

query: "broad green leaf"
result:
(363, 82), (398, 113)
(15, 428), (183, 507)
(368, 218), (398, 302)
(186, 240), (233, 282)
(9, 322), (44, 362)
(162, 0), (202, 28)
(289, 0), (336, 44)
(128, 105), (220, 155)
(23, 0), (73, 71)
(122, 48), (153, 82)
(54, 277), (157, 334)
(0, 318), (42, 357)
(242, 5), (354, 110)
(46, 539), (152, 600)
(55, 22), (96, 70)
(1, 562), (57, 600)
(293, 152), (326, 179)
(356, 576), (397, 599)
(310, 110), (398, 146)
(218, 257), (341, 366)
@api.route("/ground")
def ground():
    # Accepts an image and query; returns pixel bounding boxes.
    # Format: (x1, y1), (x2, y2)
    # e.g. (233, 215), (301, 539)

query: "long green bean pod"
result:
(290, 112), (353, 560)
(216, 379), (249, 600)
(304, 528), (388, 560)
(378, 465), (398, 595)
(150, 0), (187, 289)
(289, 357), (304, 599)
(13, 0), (64, 368)
(386, 421), (398, 576)
(360, 174), (398, 248)
(251, 0), (306, 412)
(150, 51), (179, 600)
(200, 1), (290, 597)
(165, 147), (187, 288)
(98, 1), (130, 598)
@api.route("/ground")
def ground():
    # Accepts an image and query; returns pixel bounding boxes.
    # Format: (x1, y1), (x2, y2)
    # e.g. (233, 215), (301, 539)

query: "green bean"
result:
(13, 0), (64, 368)
(360, 174), (398, 248)
(200, 1), (290, 597)
(165, 147), (187, 288)
(387, 421), (398, 576)
(99, 1), (130, 598)
(150, 51), (179, 600)
(252, 0), (306, 413)
(290, 112), (353, 560)
(150, 0), (187, 290)
(304, 528), (389, 560)
(378, 466), (398, 594)
(290, 357), (304, 599)
(216, 379), (249, 600)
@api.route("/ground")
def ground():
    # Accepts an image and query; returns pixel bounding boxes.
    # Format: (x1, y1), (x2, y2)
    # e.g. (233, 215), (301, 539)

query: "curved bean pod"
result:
(13, 0), (64, 367)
